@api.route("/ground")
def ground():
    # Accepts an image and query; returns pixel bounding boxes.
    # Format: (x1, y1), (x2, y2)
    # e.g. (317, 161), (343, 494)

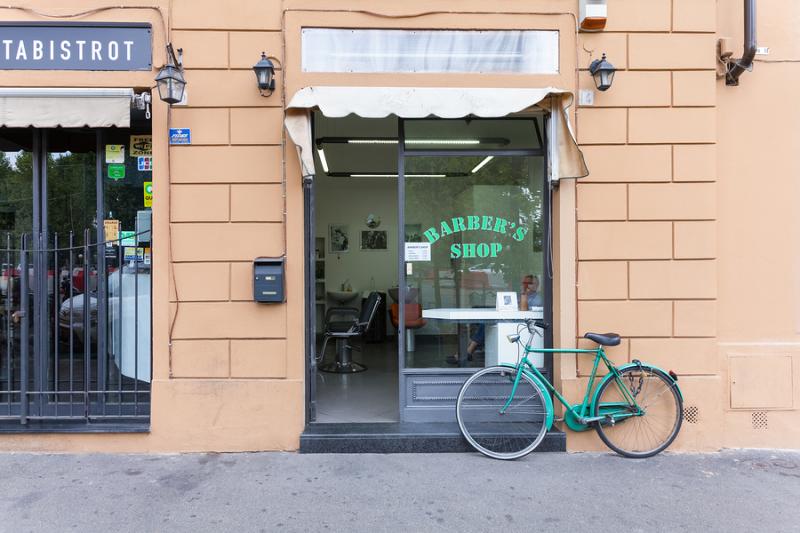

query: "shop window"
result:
(302, 28), (559, 74)
(0, 123), (152, 429)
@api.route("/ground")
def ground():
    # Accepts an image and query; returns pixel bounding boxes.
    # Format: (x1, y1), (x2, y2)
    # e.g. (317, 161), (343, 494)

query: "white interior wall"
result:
(315, 176), (399, 328)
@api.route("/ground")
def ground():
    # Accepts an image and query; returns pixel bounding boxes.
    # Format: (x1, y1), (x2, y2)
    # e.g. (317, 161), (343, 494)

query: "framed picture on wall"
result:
(360, 230), (388, 251)
(404, 223), (423, 243)
(329, 224), (350, 253)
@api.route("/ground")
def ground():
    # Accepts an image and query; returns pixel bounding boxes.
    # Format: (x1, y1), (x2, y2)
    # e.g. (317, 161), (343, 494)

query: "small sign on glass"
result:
(496, 291), (518, 311)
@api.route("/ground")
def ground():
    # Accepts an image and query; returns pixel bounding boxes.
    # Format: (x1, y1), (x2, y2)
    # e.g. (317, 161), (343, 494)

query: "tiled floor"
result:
(314, 335), (484, 423)
(315, 340), (399, 423)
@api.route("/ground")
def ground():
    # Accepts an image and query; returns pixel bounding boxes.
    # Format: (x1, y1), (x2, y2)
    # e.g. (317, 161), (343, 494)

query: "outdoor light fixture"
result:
(154, 43), (186, 105)
(589, 53), (616, 92)
(253, 52), (277, 96)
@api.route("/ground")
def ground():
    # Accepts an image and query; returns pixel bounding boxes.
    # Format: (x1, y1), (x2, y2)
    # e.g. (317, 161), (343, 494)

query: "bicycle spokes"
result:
(594, 366), (683, 458)
(457, 367), (549, 460)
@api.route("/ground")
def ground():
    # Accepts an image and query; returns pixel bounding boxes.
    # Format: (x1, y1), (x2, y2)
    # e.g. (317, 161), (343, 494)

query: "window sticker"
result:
(422, 214), (528, 259)
(103, 219), (120, 245)
(105, 144), (125, 163)
(130, 135), (152, 156)
(107, 163), (125, 180)
(119, 231), (136, 247)
(143, 181), (153, 207)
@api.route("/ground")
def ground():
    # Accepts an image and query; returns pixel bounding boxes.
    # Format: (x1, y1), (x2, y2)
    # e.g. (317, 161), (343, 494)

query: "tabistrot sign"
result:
(0, 22), (151, 70)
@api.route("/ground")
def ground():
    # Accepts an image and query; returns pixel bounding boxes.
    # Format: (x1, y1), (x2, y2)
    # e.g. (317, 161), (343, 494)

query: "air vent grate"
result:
(752, 411), (768, 430)
(683, 405), (699, 424)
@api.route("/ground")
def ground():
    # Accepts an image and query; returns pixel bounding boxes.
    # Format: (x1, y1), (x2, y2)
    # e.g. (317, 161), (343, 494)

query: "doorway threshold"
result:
(300, 422), (566, 454)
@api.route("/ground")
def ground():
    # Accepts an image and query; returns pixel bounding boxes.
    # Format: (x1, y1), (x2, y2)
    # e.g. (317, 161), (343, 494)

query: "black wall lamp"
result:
(154, 43), (186, 104)
(253, 52), (280, 96)
(589, 53), (616, 92)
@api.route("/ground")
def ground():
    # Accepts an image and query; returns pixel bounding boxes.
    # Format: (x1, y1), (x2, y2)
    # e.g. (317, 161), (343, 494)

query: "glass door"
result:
(399, 118), (550, 422)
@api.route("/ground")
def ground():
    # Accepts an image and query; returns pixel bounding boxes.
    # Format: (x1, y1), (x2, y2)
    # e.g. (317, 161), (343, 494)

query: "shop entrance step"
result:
(299, 422), (566, 454)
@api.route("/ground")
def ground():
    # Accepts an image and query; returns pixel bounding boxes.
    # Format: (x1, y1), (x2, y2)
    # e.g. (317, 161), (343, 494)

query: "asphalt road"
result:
(1, 449), (799, 532)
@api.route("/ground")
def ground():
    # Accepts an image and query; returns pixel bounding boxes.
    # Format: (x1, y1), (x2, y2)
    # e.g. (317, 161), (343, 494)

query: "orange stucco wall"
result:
(0, 0), (797, 452)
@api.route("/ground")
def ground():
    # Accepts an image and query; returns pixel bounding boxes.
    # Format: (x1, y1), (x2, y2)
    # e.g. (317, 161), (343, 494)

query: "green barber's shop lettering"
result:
(423, 214), (529, 258)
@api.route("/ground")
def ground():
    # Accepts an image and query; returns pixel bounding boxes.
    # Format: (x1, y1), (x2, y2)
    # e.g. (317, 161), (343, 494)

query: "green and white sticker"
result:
(119, 231), (136, 247)
(107, 164), (125, 180)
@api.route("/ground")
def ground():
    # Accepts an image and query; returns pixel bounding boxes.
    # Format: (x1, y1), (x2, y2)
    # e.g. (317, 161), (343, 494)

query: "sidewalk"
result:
(1, 449), (799, 532)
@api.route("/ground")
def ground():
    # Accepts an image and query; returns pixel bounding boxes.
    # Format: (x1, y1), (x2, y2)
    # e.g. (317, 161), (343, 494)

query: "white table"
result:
(422, 307), (544, 367)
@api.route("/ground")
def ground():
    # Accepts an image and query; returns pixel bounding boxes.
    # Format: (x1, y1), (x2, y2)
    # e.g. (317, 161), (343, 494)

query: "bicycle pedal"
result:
(553, 417), (564, 423)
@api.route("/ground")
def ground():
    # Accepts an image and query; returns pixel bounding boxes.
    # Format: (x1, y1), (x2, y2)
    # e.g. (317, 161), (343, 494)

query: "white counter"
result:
(423, 307), (545, 367)
(422, 307), (543, 322)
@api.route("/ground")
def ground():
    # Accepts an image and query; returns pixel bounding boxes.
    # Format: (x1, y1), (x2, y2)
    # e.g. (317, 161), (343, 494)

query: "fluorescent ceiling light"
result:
(346, 139), (481, 145)
(470, 156), (494, 174)
(407, 139), (481, 145)
(349, 173), (447, 178)
(316, 147), (329, 173)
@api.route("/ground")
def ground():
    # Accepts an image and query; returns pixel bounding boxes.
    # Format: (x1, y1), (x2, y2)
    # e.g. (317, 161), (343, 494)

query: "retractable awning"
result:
(284, 86), (588, 181)
(0, 87), (134, 128)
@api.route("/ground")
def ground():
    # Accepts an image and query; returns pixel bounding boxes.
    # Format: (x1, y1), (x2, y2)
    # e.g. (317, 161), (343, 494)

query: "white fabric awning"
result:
(0, 87), (133, 128)
(284, 86), (588, 181)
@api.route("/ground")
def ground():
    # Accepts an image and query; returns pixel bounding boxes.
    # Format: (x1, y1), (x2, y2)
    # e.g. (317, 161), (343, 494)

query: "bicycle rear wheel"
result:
(456, 366), (549, 460)
(593, 365), (683, 458)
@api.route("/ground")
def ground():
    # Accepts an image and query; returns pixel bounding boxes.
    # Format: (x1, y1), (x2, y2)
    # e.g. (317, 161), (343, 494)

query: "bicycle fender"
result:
(590, 362), (684, 413)
(499, 364), (555, 431)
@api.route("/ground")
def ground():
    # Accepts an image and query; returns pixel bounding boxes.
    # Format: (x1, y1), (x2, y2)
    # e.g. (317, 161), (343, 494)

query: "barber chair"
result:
(318, 292), (381, 373)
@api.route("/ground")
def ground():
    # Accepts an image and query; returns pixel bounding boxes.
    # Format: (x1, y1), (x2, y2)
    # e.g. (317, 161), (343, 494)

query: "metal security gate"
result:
(0, 128), (152, 429)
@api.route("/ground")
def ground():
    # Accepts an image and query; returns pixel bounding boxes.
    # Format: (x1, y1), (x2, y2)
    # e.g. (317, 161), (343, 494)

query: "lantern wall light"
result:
(154, 43), (186, 105)
(589, 53), (616, 92)
(253, 52), (280, 97)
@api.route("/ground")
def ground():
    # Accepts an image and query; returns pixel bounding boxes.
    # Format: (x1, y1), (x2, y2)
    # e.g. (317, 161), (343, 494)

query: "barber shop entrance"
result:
(296, 89), (576, 447)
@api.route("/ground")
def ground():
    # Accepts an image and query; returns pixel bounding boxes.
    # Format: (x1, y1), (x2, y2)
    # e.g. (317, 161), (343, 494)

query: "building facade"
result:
(0, 0), (798, 452)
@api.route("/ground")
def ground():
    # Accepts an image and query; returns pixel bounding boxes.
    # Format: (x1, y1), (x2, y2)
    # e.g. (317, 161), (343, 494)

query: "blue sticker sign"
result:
(0, 23), (152, 71)
(169, 128), (191, 145)
(137, 156), (152, 172)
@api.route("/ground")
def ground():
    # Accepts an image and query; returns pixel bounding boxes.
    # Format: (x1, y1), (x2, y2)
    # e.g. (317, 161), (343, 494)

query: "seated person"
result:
(520, 274), (543, 310)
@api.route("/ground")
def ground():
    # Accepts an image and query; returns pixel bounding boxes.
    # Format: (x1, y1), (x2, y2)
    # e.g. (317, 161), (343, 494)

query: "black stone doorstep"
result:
(300, 422), (566, 454)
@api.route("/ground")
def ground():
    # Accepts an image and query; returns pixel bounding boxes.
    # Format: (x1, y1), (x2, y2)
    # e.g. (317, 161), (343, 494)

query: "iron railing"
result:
(0, 229), (151, 428)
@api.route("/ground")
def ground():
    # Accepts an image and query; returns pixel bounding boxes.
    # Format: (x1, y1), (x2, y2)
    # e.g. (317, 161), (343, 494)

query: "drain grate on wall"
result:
(752, 411), (769, 430)
(683, 405), (699, 424)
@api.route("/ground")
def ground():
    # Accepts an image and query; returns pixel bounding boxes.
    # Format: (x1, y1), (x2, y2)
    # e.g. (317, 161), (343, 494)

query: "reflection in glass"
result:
(403, 155), (545, 369)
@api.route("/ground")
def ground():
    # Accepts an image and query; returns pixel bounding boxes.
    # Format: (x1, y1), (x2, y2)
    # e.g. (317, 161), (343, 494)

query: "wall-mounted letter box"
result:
(253, 257), (285, 303)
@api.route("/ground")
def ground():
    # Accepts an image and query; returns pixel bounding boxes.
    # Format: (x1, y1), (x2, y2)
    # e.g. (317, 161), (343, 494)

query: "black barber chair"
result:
(318, 291), (381, 373)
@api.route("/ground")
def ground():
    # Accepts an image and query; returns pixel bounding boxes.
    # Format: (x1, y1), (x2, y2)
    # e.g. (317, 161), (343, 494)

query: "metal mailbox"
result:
(253, 257), (285, 303)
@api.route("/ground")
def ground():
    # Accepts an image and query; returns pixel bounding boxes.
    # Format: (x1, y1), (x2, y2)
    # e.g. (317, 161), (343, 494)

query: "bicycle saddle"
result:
(584, 332), (621, 346)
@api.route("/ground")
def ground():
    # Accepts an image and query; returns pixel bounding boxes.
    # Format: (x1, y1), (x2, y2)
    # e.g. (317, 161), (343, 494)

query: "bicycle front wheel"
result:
(593, 365), (683, 458)
(456, 366), (549, 460)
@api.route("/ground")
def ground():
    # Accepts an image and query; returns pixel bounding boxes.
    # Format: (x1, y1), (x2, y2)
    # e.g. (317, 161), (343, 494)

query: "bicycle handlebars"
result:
(524, 318), (550, 331)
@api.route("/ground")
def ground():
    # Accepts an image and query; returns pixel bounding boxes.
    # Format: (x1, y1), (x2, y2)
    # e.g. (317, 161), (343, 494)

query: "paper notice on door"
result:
(405, 242), (431, 261)
(103, 219), (120, 244)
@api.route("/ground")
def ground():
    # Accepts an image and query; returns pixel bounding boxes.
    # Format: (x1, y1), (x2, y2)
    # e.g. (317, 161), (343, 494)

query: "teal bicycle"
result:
(456, 319), (683, 460)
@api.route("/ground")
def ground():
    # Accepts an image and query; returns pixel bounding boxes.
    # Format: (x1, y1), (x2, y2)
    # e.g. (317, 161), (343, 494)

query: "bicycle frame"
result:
(499, 338), (649, 432)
